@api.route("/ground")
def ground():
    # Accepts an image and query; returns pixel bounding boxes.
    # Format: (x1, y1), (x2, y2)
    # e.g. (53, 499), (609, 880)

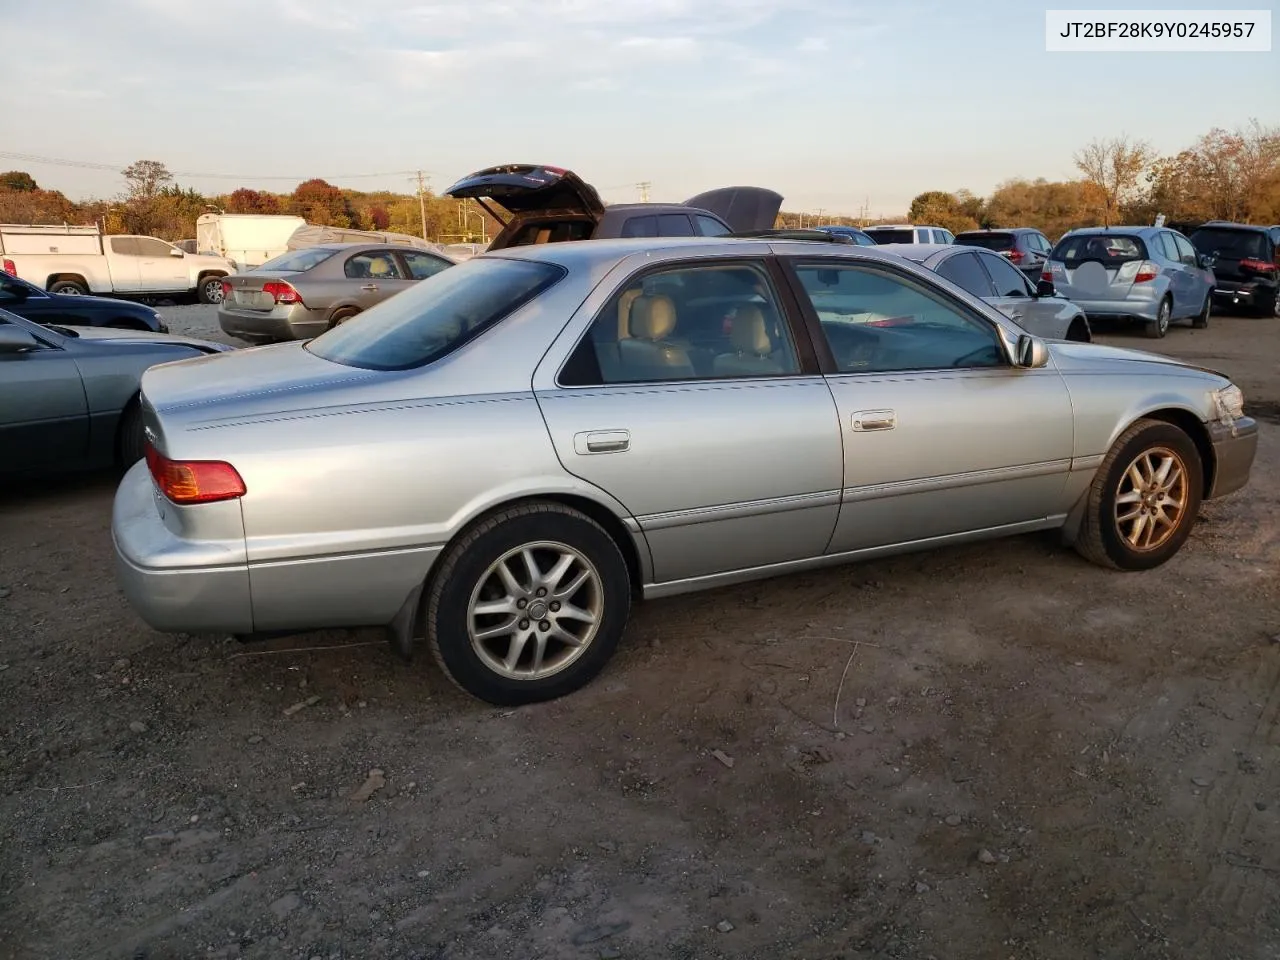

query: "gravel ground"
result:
(1, 311), (1278, 960)
(160, 304), (235, 346)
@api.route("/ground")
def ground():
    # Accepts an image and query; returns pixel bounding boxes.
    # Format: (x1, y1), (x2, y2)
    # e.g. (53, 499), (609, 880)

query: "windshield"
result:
(1189, 228), (1268, 261)
(253, 247), (339, 273)
(307, 256), (566, 371)
(1050, 234), (1148, 266)
(955, 232), (1015, 251)
(864, 228), (915, 244)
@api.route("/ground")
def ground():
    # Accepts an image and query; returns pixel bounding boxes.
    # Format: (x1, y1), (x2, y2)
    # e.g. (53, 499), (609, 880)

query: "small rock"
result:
(0, 586), (10, 599)
(283, 695), (320, 717)
(914, 881), (931, 894)
(247, 735), (263, 745)
(854, 698), (867, 708)
(1255, 801), (1268, 811)
(129, 721), (148, 734)
(860, 830), (878, 845)
(716, 920), (735, 933)
(945, 815), (962, 827)
(350, 768), (386, 802)
(861, 724), (876, 734)
(711, 749), (735, 769)
(600, 948), (622, 960)
(1192, 777), (1211, 788)
(189, 814), (199, 824)
(977, 848), (998, 865)
(596, 840), (617, 854)
(1269, 634), (1280, 646)
(113, 658), (130, 670)
(571, 921), (631, 946)
(417, 870), (429, 878)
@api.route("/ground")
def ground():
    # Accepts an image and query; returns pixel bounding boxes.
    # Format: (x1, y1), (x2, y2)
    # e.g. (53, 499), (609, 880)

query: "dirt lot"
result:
(2, 312), (1278, 960)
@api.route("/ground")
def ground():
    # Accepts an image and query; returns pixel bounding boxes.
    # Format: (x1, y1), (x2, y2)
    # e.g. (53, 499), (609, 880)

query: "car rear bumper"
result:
(1207, 416), (1258, 500)
(1212, 282), (1276, 306)
(1070, 298), (1161, 322)
(112, 461), (255, 634)
(217, 303), (327, 343)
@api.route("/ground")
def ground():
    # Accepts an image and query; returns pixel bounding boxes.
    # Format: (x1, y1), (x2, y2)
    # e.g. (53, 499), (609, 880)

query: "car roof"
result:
(1063, 226), (1161, 237)
(485, 236), (913, 269)
(956, 227), (1035, 234)
(868, 242), (954, 262)
(1192, 221), (1268, 233)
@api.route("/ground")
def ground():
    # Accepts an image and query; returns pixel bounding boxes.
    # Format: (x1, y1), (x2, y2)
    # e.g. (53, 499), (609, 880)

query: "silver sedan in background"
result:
(217, 243), (456, 343)
(113, 237), (1257, 707)
(876, 242), (1092, 341)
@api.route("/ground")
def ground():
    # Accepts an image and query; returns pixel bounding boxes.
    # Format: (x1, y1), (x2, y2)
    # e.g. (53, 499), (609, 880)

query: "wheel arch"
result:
(46, 272), (90, 291)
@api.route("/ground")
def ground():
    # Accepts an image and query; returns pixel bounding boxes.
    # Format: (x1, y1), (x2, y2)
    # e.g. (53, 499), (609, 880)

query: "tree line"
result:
(1, 120), (1276, 245)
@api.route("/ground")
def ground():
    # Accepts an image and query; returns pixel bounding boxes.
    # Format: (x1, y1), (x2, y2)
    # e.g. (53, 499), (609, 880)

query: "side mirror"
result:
(1015, 333), (1049, 368)
(1198, 254), (1215, 269)
(0, 326), (40, 354)
(170, 247), (184, 257)
(1036, 278), (1056, 298)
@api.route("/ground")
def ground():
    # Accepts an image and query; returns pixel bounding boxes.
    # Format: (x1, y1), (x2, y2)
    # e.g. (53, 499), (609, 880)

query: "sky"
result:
(0, 0), (1275, 217)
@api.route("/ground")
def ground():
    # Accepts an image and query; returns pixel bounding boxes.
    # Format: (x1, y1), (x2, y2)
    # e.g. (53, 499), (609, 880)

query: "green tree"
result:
(121, 160), (173, 201)
(0, 171), (38, 192)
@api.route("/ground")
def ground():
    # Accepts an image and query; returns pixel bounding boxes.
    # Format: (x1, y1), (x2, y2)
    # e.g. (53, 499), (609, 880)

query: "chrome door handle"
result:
(574, 430), (631, 454)
(851, 410), (895, 432)
(361, 284), (378, 291)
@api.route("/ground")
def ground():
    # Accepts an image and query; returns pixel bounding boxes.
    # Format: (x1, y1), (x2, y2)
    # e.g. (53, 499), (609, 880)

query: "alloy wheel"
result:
(1113, 446), (1188, 551)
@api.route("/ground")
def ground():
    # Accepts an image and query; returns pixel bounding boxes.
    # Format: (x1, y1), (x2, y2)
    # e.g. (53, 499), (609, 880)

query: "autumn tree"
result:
(1141, 121), (1280, 224)
(1073, 135), (1151, 227)
(907, 191), (980, 234)
(288, 178), (359, 228)
(121, 160), (174, 201)
(224, 188), (282, 214)
(0, 171), (38, 192)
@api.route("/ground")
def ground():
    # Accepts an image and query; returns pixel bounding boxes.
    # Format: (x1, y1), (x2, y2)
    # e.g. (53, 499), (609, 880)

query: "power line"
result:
(0, 150), (424, 182)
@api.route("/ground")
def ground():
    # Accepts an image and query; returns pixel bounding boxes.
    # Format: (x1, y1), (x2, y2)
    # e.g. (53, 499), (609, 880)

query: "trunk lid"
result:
(1047, 233), (1151, 301)
(683, 186), (784, 233)
(443, 164), (606, 219)
(223, 273), (303, 312)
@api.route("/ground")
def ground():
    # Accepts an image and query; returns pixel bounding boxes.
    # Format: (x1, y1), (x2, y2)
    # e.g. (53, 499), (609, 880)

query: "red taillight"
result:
(145, 444), (245, 505)
(1240, 257), (1278, 274)
(2, 259), (14, 276)
(1004, 249), (1024, 263)
(261, 281), (303, 304)
(221, 279), (234, 299)
(1133, 262), (1159, 283)
(1041, 268), (1053, 281)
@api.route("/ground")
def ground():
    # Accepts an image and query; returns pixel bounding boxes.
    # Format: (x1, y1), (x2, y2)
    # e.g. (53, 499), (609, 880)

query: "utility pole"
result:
(815, 207), (825, 225)
(414, 170), (430, 240)
(637, 181), (651, 203)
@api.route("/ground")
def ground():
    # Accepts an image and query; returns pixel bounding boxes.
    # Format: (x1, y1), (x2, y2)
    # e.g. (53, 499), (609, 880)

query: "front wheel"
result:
(1074, 418), (1203, 571)
(1192, 293), (1211, 329)
(198, 276), (225, 305)
(1144, 298), (1171, 339)
(426, 502), (632, 705)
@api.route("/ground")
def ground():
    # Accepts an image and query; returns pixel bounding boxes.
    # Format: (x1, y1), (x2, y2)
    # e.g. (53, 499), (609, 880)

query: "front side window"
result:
(1172, 233), (1198, 266)
(135, 237), (177, 257)
(695, 215), (731, 237)
(791, 261), (1005, 374)
(345, 251), (405, 280)
(308, 257), (564, 371)
(559, 262), (801, 386)
(935, 252), (996, 299)
(978, 251), (1032, 297)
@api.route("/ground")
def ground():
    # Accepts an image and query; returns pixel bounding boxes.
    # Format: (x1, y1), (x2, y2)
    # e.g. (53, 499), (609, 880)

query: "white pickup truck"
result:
(0, 224), (237, 304)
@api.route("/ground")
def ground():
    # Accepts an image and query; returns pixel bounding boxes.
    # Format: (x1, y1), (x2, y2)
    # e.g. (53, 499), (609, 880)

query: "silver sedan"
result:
(112, 237), (1259, 705)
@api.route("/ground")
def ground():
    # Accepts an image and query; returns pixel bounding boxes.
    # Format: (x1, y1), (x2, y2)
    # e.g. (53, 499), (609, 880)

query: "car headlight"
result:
(1211, 384), (1244, 421)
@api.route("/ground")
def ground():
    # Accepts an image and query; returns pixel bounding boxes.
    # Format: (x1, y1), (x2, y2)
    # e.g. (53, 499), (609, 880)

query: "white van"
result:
(196, 214), (307, 272)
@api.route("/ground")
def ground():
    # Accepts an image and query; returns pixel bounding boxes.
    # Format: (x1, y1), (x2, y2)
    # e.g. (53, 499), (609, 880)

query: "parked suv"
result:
(1044, 226), (1215, 338)
(863, 224), (955, 245)
(443, 164), (782, 251)
(1188, 221), (1280, 317)
(953, 228), (1053, 279)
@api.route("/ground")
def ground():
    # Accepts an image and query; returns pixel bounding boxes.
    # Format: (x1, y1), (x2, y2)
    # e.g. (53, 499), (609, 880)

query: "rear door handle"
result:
(361, 284), (378, 291)
(574, 430), (631, 454)
(851, 410), (895, 432)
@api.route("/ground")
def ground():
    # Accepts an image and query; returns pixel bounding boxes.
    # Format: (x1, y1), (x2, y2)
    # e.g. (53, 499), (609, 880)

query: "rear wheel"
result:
(1192, 293), (1211, 329)
(198, 275), (225, 305)
(1074, 418), (1203, 571)
(49, 279), (87, 296)
(328, 307), (360, 329)
(117, 400), (146, 467)
(1144, 298), (1171, 339)
(426, 502), (631, 705)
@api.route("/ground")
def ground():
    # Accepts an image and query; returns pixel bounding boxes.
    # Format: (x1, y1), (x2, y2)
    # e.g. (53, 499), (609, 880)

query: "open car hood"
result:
(684, 186), (784, 233)
(443, 164), (606, 219)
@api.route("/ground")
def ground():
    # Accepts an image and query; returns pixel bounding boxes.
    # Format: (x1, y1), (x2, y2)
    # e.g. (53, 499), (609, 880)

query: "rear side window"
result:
(1050, 234), (1147, 266)
(505, 220), (595, 247)
(307, 257), (565, 371)
(955, 232), (1015, 251)
(110, 237), (141, 255)
(256, 247), (338, 273)
(695, 215), (731, 236)
(657, 213), (694, 236)
(621, 216), (659, 238)
(864, 229), (914, 244)
(1189, 228), (1268, 261)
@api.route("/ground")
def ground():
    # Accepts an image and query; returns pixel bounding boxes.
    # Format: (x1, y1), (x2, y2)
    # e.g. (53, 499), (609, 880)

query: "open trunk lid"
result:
(684, 186), (783, 233)
(443, 164), (606, 219)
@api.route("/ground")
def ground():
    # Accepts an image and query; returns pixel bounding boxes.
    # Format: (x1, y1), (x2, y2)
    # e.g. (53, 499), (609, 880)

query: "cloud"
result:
(797, 37), (828, 53)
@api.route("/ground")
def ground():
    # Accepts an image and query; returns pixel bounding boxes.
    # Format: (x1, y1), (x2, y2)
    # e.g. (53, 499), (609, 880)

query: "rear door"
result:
(534, 257), (844, 585)
(105, 237), (144, 292)
(341, 249), (416, 307)
(0, 318), (88, 470)
(1047, 233), (1149, 302)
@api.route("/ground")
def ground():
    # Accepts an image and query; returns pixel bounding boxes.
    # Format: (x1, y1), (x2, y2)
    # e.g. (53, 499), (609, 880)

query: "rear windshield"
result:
(955, 232), (1015, 251)
(1050, 234), (1148, 266)
(307, 257), (565, 371)
(1189, 228), (1268, 261)
(864, 228), (914, 244)
(504, 219), (595, 247)
(254, 248), (338, 273)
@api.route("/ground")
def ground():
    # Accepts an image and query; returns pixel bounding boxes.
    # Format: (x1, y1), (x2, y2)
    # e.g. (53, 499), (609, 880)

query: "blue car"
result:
(1044, 226), (1216, 339)
(0, 270), (168, 332)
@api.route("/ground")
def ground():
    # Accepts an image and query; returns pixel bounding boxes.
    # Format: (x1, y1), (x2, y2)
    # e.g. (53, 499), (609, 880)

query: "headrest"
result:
(369, 257), (391, 275)
(617, 287), (643, 338)
(731, 305), (772, 355)
(629, 294), (678, 340)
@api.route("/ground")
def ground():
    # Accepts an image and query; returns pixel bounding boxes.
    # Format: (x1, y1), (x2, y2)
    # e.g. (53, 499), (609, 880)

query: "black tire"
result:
(1192, 293), (1211, 329)
(1144, 298), (1171, 338)
(1074, 417), (1203, 571)
(49, 279), (88, 296)
(328, 307), (360, 329)
(117, 401), (146, 466)
(426, 501), (631, 705)
(198, 275), (225, 305)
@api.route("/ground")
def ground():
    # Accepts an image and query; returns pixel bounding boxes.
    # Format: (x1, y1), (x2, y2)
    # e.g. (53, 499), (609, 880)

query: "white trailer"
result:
(195, 213), (307, 272)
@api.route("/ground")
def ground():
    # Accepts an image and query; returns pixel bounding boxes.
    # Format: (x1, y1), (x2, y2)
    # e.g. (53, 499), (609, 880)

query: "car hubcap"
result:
(207, 282), (224, 303)
(1114, 447), (1188, 551)
(467, 541), (603, 680)
(1158, 303), (1170, 332)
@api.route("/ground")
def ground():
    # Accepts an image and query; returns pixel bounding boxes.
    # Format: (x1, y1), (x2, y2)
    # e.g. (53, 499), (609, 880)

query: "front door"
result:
(534, 258), (844, 585)
(133, 237), (188, 293)
(783, 256), (1076, 554)
(0, 320), (88, 471)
